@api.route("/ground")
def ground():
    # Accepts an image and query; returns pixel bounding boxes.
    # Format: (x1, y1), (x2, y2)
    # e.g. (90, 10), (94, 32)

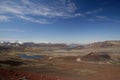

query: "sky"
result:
(0, 0), (120, 44)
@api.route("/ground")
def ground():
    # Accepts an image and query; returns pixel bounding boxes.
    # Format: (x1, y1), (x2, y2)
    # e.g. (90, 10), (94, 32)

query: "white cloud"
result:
(96, 15), (120, 23)
(0, 15), (10, 21)
(0, 29), (25, 32)
(17, 15), (52, 24)
(96, 16), (109, 20)
(0, 0), (80, 24)
(86, 8), (103, 15)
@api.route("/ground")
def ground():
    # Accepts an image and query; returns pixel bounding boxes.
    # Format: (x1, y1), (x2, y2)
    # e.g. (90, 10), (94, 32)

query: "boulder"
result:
(76, 58), (81, 62)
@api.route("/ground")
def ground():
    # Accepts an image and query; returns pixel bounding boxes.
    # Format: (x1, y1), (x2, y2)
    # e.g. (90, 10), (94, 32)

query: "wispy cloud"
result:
(86, 8), (103, 15)
(17, 15), (52, 24)
(96, 16), (110, 20)
(0, 15), (10, 21)
(87, 15), (120, 23)
(96, 15), (120, 23)
(0, 29), (25, 32)
(0, 0), (81, 24)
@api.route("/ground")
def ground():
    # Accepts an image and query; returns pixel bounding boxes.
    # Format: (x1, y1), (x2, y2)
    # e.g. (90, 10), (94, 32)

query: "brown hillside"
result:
(81, 52), (111, 62)
(87, 40), (120, 48)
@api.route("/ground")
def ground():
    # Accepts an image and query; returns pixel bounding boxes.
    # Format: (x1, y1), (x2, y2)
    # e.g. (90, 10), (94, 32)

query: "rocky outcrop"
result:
(81, 52), (111, 62)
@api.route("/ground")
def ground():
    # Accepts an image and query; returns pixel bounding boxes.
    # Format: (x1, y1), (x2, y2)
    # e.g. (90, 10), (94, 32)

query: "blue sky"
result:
(0, 0), (120, 44)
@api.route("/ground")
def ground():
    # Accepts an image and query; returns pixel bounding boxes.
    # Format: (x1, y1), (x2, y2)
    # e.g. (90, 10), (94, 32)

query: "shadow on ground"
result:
(0, 60), (24, 66)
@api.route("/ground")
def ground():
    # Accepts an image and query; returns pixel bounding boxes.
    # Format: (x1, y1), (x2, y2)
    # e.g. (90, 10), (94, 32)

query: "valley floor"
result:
(0, 55), (120, 80)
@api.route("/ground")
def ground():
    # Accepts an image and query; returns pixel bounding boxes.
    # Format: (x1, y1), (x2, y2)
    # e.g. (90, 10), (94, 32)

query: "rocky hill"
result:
(81, 52), (111, 62)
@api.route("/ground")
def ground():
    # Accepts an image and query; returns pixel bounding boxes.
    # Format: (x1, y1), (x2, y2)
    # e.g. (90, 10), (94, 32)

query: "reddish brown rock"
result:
(0, 69), (73, 80)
